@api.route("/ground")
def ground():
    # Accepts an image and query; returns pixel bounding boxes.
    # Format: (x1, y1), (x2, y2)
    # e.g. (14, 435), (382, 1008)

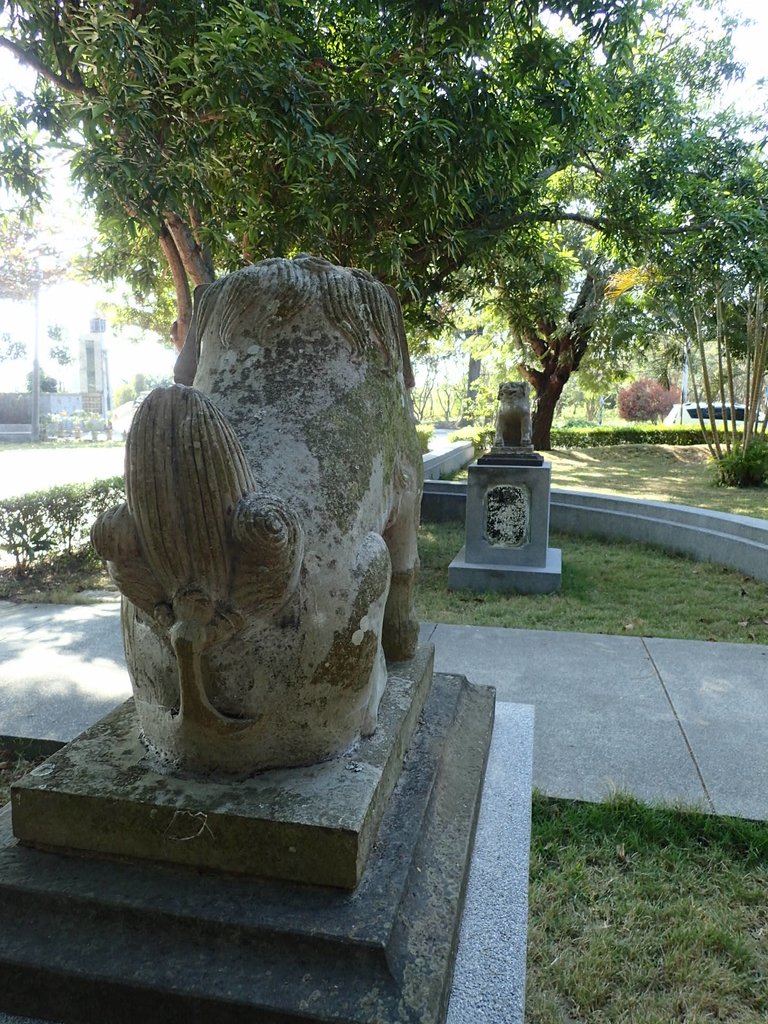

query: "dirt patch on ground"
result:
(0, 551), (114, 603)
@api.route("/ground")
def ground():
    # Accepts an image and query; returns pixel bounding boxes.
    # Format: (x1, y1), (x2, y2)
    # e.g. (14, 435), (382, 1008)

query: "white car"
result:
(664, 402), (752, 427)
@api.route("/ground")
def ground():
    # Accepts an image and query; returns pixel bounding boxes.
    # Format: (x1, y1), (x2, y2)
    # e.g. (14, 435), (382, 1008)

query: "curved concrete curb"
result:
(421, 480), (768, 584)
(422, 442), (474, 481)
(550, 490), (768, 583)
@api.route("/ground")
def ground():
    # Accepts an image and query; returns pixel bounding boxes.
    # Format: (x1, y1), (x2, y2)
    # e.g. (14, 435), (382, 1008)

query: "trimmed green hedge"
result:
(447, 424), (494, 450)
(449, 423), (712, 451)
(0, 476), (125, 571)
(549, 425), (710, 448)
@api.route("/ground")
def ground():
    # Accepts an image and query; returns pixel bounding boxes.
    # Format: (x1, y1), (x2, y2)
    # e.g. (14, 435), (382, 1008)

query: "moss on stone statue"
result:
(307, 369), (417, 534)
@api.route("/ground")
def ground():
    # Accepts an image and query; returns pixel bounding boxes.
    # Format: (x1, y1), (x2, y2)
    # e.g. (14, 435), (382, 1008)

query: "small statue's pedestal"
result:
(449, 453), (562, 594)
(0, 651), (503, 1024)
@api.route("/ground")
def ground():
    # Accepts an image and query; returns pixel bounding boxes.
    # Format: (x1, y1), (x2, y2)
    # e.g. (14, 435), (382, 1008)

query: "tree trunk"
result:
(159, 225), (193, 353)
(515, 270), (606, 450)
(466, 355), (482, 397)
(462, 355), (482, 425)
(530, 375), (568, 450)
(160, 209), (217, 352)
(164, 208), (215, 285)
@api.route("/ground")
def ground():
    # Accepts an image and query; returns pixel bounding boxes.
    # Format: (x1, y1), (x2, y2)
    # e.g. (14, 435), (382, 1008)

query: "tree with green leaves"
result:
(0, 213), (62, 301)
(607, 113), (768, 479)
(0, 0), (652, 347)
(25, 367), (57, 393)
(113, 372), (173, 407)
(0, 212), (68, 436)
(468, 1), (763, 448)
(0, 333), (26, 363)
(2, 0), (761, 459)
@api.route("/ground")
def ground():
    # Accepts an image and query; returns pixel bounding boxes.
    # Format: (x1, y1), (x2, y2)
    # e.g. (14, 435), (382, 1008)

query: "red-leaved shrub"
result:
(618, 380), (680, 422)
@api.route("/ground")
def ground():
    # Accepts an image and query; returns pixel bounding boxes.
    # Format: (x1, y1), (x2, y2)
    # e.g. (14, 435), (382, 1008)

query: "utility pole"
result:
(31, 277), (42, 442)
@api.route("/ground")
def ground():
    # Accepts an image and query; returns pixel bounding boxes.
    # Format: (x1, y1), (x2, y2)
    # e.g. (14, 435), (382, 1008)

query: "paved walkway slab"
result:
(0, 600), (129, 742)
(645, 637), (768, 819)
(421, 623), (712, 810)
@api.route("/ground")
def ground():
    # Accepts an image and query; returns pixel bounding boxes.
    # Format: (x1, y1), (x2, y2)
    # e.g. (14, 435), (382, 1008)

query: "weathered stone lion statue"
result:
(92, 256), (423, 774)
(492, 380), (533, 451)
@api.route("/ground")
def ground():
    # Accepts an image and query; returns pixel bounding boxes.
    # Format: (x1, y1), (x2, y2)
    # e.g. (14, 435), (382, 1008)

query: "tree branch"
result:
(574, 150), (607, 178)
(185, 204), (215, 281)
(518, 209), (608, 232)
(0, 35), (98, 100)
(163, 210), (216, 287)
(158, 223), (192, 352)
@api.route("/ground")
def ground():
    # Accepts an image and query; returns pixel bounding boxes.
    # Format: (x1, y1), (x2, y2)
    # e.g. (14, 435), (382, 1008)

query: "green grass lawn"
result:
(548, 444), (767, 518)
(417, 522), (768, 644)
(527, 795), (768, 1024)
(451, 444), (767, 518)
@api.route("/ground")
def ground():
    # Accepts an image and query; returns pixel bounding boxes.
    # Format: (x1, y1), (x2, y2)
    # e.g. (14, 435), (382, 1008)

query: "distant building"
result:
(0, 314), (113, 440)
(77, 317), (111, 418)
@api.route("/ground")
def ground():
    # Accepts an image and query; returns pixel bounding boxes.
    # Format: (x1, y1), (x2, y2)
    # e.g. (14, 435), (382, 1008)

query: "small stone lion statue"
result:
(492, 381), (533, 451)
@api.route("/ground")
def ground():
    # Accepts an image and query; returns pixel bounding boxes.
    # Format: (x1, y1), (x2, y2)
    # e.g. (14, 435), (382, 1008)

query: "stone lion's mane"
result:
(195, 256), (406, 374)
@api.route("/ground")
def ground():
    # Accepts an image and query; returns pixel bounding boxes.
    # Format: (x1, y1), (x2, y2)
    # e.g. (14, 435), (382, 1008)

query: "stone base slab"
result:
(0, 672), (495, 1024)
(11, 647), (435, 890)
(449, 546), (562, 594)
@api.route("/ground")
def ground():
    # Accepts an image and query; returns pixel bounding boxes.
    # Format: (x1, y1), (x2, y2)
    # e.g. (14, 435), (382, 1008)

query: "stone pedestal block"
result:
(11, 648), (435, 890)
(464, 461), (552, 565)
(449, 461), (562, 594)
(0, 671), (497, 1024)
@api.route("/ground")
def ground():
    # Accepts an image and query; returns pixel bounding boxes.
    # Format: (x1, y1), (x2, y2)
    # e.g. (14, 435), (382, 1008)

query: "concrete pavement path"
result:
(420, 623), (768, 820)
(0, 598), (129, 742)
(1, 599), (767, 819)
